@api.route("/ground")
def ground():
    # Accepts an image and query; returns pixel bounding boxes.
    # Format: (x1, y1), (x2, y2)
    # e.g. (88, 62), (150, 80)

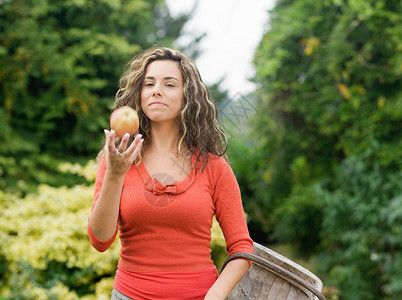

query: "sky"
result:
(165, 0), (276, 97)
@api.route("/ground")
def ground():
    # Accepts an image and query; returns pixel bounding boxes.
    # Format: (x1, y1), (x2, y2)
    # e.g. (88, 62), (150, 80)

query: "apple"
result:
(110, 106), (139, 137)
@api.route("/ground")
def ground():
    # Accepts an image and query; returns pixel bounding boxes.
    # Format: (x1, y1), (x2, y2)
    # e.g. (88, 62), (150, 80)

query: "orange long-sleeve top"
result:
(87, 154), (253, 273)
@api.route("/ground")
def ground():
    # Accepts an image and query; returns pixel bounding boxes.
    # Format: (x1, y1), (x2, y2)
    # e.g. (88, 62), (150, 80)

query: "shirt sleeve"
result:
(213, 158), (253, 260)
(87, 154), (118, 252)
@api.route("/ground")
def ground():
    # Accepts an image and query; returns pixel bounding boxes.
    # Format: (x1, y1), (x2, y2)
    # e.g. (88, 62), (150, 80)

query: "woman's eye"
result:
(144, 82), (154, 86)
(166, 83), (175, 87)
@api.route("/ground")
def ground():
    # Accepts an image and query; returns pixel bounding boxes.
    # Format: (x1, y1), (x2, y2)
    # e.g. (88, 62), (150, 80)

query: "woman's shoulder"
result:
(200, 154), (231, 175)
(207, 153), (228, 165)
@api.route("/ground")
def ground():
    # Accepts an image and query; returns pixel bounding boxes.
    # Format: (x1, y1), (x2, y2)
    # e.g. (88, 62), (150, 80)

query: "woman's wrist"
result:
(104, 169), (126, 183)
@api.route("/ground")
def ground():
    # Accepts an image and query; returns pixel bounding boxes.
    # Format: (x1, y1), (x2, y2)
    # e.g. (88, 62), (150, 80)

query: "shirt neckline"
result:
(136, 155), (197, 195)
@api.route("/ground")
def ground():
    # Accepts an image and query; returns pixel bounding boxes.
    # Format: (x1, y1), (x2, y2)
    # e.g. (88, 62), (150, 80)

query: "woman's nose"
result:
(152, 83), (162, 96)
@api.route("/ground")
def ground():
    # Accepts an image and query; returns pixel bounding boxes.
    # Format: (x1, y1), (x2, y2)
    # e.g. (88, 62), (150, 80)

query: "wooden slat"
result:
(225, 242), (326, 300)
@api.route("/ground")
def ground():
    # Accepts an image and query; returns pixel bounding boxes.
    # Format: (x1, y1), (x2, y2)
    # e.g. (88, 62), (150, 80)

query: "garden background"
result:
(0, 0), (401, 299)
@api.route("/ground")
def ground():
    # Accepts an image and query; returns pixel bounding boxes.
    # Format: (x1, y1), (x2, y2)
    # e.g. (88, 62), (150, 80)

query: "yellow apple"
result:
(110, 106), (139, 137)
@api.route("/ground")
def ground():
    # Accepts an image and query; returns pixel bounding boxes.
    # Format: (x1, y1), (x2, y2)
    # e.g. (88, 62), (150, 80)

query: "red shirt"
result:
(88, 154), (253, 298)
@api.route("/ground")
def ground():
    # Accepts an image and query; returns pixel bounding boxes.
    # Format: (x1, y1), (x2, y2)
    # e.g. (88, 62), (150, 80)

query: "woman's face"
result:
(141, 60), (184, 125)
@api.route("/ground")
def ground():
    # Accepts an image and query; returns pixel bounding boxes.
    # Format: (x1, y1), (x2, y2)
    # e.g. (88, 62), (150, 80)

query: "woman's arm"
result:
(88, 169), (125, 241)
(206, 158), (254, 299)
(204, 259), (249, 300)
(89, 130), (143, 241)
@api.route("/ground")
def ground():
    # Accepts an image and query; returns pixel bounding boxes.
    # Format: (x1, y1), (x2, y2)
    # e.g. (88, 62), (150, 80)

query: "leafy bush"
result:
(0, 183), (119, 299)
(272, 183), (324, 256)
(318, 157), (402, 300)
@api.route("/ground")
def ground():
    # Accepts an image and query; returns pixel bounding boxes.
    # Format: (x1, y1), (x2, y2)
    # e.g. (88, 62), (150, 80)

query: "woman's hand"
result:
(104, 129), (143, 177)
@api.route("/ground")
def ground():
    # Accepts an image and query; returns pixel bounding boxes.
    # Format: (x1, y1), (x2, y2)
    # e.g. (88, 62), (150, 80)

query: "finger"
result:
(126, 134), (142, 153)
(129, 138), (143, 162)
(107, 129), (117, 154)
(117, 133), (130, 154)
(125, 134), (142, 156)
(103, 129), (109, 148)
(104, 129), (111, 153)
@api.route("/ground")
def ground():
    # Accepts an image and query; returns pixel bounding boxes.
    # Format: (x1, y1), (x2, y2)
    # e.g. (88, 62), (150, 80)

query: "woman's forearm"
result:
(205, 258), (250, 300)
(88, 170), (124, 241)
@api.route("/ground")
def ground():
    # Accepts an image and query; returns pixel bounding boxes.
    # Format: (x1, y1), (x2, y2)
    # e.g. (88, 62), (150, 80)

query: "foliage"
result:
(244, 0), (402, 298)
(0, 184), (119, 299)
(0, 0), (189, 194)
(0, 161), (227, 299)
(317, 157), (402, 299)
(251, 0), (401, 236)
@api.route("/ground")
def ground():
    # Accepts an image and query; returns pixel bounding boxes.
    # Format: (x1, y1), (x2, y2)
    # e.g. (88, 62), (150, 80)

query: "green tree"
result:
(0, 0), (189, 194)
(246, 0), (401, 298)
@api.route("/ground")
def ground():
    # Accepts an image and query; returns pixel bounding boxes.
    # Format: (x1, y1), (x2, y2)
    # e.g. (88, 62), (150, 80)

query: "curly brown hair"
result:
(107, 46), (227, 169)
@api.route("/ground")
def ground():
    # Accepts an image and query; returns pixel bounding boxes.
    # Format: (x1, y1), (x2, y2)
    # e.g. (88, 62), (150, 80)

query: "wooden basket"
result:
(223, 243), (325, 300)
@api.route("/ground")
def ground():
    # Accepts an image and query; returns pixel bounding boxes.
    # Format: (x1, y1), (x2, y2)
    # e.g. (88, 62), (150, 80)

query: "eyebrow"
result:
(144, 76), (180, 82)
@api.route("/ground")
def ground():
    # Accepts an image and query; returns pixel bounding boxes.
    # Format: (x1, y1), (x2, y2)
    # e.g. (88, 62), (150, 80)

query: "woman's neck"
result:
(147, 121), (181, 156)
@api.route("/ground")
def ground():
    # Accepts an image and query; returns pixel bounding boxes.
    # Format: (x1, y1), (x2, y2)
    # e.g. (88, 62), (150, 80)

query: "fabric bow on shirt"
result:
(145, 177), (179, 195)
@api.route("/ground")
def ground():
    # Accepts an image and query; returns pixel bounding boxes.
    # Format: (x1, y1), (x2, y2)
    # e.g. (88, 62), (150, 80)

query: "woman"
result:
(88, 46), (253, 300)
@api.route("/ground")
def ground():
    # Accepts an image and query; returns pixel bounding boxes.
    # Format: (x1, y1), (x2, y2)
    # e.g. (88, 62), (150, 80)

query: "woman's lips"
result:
(149, 101), (167, 106)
